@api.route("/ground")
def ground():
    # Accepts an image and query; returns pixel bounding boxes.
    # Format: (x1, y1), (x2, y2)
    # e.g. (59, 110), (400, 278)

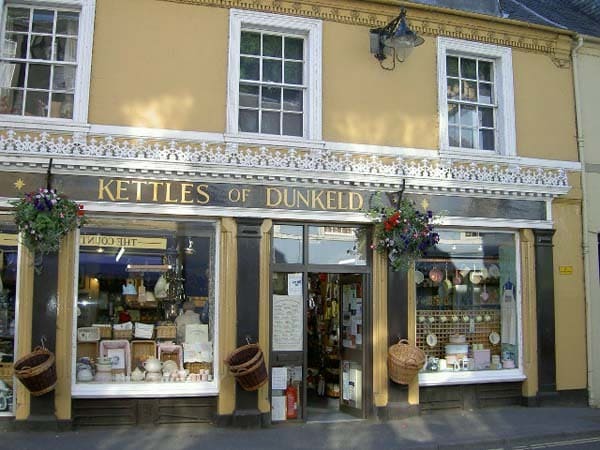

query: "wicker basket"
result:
(0, 362), (13, 382)
(13, 346), (57, 396)
(156, 325), (176, 340)
(131, 340), (156, 368)
(184, 361), (212, 374)
(388, 339), (426, 385)
(113, 329), (133, 340)
(224, 344), (267, 391)
(94, 325), (112, 339)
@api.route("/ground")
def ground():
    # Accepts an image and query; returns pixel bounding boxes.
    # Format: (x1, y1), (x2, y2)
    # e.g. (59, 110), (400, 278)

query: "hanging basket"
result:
(13, 346), (57, 396)
(388, 339), (426, 385)
(224, 344), (268, 391)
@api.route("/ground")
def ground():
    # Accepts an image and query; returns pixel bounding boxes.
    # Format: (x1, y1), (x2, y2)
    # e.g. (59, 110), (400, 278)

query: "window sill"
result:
(418, 368), (526, 386)
(72, 381), (218, 398)
(0, 115), (91, 133)
(224, 132), (325, 150)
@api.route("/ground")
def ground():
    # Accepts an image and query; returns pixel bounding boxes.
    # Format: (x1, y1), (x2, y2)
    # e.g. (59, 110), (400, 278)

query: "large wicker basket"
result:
(225, 344), (268, 391)
(13, 346), (57, 396)
(388, 339), (426, 385)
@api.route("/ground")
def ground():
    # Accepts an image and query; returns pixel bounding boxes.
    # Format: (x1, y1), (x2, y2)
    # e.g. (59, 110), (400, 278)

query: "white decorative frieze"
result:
(0, 129), (570, 198)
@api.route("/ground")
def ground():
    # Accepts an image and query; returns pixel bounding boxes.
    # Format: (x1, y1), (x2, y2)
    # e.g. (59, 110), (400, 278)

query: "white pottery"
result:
(131, 367), (145, 381)
(143, 357), (162, 373)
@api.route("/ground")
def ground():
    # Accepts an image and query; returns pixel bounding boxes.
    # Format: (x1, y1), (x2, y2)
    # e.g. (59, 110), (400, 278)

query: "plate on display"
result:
(426, 333), (438, 347)
(489, 331), (501, 345)
(414, 270), (424, 284)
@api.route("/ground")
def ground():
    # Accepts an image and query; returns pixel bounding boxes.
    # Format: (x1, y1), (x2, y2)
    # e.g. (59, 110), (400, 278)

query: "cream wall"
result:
(89, 0), (228, 131)
(512, 50), (578, 161)
(552, 199), (587, 390)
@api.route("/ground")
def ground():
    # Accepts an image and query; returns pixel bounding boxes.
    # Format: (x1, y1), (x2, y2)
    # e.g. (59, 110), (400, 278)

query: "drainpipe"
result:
(571, 35), (593, 406)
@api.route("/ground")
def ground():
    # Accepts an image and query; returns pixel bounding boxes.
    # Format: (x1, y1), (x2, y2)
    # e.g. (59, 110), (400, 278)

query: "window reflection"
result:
(308, 226), (366, 266)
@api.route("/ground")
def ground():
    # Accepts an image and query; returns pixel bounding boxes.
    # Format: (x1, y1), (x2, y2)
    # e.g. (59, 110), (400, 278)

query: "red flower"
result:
(77, 204), (85, 217)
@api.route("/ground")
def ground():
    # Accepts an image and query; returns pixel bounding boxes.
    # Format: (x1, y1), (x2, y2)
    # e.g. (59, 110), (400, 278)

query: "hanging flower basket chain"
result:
(11, 188), (86, 256)
(367, 192), (440, 271)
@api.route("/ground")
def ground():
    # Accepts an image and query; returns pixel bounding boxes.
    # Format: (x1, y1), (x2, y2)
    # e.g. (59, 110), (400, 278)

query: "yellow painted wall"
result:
(552, 200), (587, 390)
(512, 50), (578, 161)
(322, 21), (438, 149)
(89, 0), (228, 131)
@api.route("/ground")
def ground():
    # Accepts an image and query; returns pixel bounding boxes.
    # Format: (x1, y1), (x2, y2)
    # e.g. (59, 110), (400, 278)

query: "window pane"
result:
(32, 9), (54, 34)
(480, 129), (495, 150)
(53, 65), (76, 91)
(461, 80), (477, 101)
(263, 59), (282, 83)
(50, 92), (73, 118)
(285, 37), (303, 60)
(4, 33), (28, 59)
(0, 62), (25, 88)
(0, 88), (24, 114)
(261, 110), (280, 134)
(448, 103), (458, 124)
(55, 37), (78, 62)
(479, 107), (494, 128)
(284, 61), (302, 85)
(261, 86), (281, 110)
(239, 84), (259, 108)
(240, 56), (259, 80)
(478, 60), (492, 81)
(30, 36), (52, 60)
(273, 225), (303, 264)
(283, 89), (302, 112)
(27, 63), (50, 89)
(262, 34), (282, 57)
(479, 83), (492, 104)
(240, 31), (260, 55)
(460, 105), (476, 126)
(239, 109), (258, 132)
(6, 8), (30, 33)
(460, 57), (476, 79)
(282, 113), (303, 136)
(461, 127), (475, 148)
(56, 11), (79, 35)
(25, 90), (49, 116)
(446, 56), (459, 77)
(448, 125), (460, 147)
(308, 226), (366, 265)
(447, 78), (459, 99)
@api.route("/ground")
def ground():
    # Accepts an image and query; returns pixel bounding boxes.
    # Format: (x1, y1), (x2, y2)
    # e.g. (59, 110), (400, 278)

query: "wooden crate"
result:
(131, 340), (156, 369)
(76, 341), (99, 360)
(158, 343), (183, 369)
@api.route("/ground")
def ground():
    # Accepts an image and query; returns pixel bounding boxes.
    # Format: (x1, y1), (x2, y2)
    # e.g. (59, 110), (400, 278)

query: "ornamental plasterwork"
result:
(0, 129), (569, 198)
(159, 0), (572, 64)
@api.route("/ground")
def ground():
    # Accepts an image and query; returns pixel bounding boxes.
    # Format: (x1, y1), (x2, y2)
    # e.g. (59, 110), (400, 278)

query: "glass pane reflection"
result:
(308, 226), (366, 265)
(273, 225), (303, 264)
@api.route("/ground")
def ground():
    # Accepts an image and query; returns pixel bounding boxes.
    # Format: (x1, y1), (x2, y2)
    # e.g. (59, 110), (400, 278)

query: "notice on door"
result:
(273, 295), (303, 351)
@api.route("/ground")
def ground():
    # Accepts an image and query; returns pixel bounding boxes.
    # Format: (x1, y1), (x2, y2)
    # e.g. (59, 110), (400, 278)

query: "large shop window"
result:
(0, 223), (16, 415)
(227, 9), (322, 140)
(437, 37), (516, 156)
(72, 219), (218, 397)
(0, 1), (94, 122)
(416, 230), (522, 385)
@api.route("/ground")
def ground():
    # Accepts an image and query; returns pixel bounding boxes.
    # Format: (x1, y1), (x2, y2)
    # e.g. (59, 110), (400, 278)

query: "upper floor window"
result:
(438, 37), (515, 156)
(228, 9), (322, 141)
(0, 1), (94, 124)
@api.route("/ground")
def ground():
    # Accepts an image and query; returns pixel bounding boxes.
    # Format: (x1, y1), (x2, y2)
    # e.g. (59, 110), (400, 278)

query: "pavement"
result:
(2, 406), (600, 450)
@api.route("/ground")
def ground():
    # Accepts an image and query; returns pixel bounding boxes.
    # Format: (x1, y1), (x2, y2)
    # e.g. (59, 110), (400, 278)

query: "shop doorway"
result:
(306, 272), (365, 421)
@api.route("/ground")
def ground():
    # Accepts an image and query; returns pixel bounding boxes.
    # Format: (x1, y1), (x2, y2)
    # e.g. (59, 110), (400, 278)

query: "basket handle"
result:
(398, 338), (411, 345)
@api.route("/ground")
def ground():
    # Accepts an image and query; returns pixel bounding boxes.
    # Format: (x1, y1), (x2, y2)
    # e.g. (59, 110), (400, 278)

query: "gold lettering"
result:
(349, 192), (364, 210)
(115, 180), (130, 201)
(337, 192), (348, 210)
(311, 190), (325, 210)
(266, 187), (282, 207)
(147, 181), (164, 202)
(130, 180), (145, 202)
(196, 185), (210, 204)
(98, 179), (116, 201)
(326, 191), (336, 210)
(283, 189), (296, 208)
(164, 183), (178, 203)
(242, 189), (250, 203)
(296, 190), (309, 208)
(180, 183), (194, 204)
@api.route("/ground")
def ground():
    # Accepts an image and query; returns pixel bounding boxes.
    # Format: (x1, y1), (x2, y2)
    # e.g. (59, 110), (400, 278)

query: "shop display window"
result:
(73, 219), (216, 390)
(416, 230), (518, 375)
(0, 225), (16, 415)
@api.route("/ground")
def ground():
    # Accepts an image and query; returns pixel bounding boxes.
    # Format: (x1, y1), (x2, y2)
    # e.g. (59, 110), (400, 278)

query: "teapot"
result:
(143, 357), (162, 373)
(131, 367), (145, 381)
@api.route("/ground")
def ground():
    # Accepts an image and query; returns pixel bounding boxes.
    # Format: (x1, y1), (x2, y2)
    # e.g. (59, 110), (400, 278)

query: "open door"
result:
(339, 274), (365, 418)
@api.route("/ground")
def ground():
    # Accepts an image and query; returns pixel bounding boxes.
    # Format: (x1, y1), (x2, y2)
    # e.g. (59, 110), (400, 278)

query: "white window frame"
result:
(437, 37), (516, 157)
(227, 9), (322, 142)
(0, 0), (95, 129)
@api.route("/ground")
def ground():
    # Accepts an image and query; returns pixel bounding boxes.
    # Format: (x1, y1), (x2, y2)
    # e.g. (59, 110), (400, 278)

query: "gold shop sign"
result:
(0, 233), (17, 246)
(559, 265), (573, 275)
(79, 234), (167, 250)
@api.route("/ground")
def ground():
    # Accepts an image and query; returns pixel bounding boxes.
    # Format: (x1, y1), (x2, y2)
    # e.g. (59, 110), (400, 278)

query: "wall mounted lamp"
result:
(369, 8), (424, 70)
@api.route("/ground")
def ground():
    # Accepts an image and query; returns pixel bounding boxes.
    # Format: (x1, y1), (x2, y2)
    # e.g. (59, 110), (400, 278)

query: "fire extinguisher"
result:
(286, 379), (298, 419)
